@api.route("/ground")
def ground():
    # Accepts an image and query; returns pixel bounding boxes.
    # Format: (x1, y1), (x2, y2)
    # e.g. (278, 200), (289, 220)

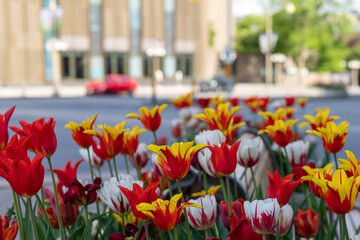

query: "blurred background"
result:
(0, 0), (359, 93)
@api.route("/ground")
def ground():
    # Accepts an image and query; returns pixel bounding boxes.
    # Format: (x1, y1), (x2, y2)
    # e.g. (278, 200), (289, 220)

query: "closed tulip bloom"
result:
(294, 209), (321, 238)
(197, 148), (222, 178)
(243, 96), (259, 113)
(85, 122), (128, 157)
(126, 104), (167, 132)
(186, 195), (217, 230)
(197, 98), (211, 108)
(300, 107), (339, 130)
(79, 145), (105, 168)
(284, 140), (309, 166)
(64, 114), (97, 149)
(219, 201), (231, 230)
(230, 218), (263, 240)
(339, 150), (360, 177)
(170, 92), (193, 109)
(284, 96), (295, 107)
(306, 121), (349, 154)
(0, 215), (18, 240)
(129, 143), (150, 169)
(0, 106), (15, 150)
(296, 97), (308, 108)
(258, 119), (298, 147)
(53, 159), (83, 187)
(267, 171), (301, 207)
(136, 193), (202, 231)
(302, 163), (333, 198)
(237, 137), (264, 168)
(147, 141), (207, 180)
(121, 126), (146, 155)
(209, 142), (240, 176)
(195, 129), (226, 145)
(308, 169), (360, 214)
(244, 198), (280, 234)
(119, 182), (159, 221)
(97, 176), (142, 215)
(11, 117), (57, 157)
(91, 139), (112, 162)
(0, 135), (45, 197)
(272, 204), (293, 236)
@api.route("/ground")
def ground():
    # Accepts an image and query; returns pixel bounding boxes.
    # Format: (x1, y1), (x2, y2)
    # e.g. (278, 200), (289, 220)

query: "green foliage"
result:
(235, 0), (358, 72)
(208, 22), (216, 48)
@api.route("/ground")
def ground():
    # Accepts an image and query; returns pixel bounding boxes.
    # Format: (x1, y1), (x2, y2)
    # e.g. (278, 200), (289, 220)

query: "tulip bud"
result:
(294, 209), (321, 238)
(186, 195), (217, 230)
(237, 137), (264, 168)
(195, 130), (226, 145)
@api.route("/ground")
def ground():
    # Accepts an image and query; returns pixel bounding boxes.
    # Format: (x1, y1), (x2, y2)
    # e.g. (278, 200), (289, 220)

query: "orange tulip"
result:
(65, 114), (97, 148)
(0, 215), (18, 240)
(126, 104), (167, 132)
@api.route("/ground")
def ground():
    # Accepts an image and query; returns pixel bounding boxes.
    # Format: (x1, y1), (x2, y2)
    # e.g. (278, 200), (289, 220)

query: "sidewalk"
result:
(0, 82), (359, 99)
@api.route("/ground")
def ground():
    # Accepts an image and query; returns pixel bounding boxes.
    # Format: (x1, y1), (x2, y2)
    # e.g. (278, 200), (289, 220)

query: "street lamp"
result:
(348, 60), (360, 87)
(271, 53), (286, 85)
(146, 45), (166, 104)
(262, 3), (295, 84)
(40, 0), (64, 97)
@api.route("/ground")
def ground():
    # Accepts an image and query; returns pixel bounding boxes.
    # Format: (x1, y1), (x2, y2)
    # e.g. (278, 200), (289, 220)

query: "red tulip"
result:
(0, 106), (15, 150)
(284, 96), (295, 107)
(294, 209), (321, 238)
(229, 97), (239, 106)
(230, 218), (263, 240)
(267, 171), (301, 207)
(53, 159), (83, 187)
(65, 177), (101, 206)
(197, 98), (211, 108)
(0, 214), (18, 240)
(209, 142), (240, 176)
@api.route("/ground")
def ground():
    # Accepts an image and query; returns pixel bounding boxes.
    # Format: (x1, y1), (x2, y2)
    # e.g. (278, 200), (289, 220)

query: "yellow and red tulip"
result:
(121, 126), (146, 155)
(191, 185), (221, 198)
(339, 150), (360, 178)
(147, 141), (207, 180)
(302, 163), (334, 198)
(65, 114), (97, 149)
(296, 97), (308, 108)
(258, 108), (285, 126)
(294, 208), (321, 238)
(300, 107), (339, 130)
(258, 119), (299, 147)
(136, 193), (202, 231)
(170, 92), (193, 109)
(126, 104), (167, 132)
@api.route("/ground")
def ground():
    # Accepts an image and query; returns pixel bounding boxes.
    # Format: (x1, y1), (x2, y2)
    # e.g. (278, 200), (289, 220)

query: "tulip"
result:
(147, 141), (207, 180)
(10, 117), (57, 157)
(211, 96), (226, 107)
(79, 145), (105, 168)
(136, 193), (202, 231)
(284, 96), (295, 107)
(0, 105), (15, 150)
(192, 185), (221, 198)
(129, 143), (150, 169)
(283, 140), (309, 166)
(302, 163), (333, 198)
(208, 142), (240, 176)
(306, 121), (349, 154)
(258, 97), (270, 111)
(0, 215), (18, 240)
(300, 107), (339, 130)
(258, 119), (299, 147)
(244, 198), (280, 234)
(121, 126), (146, 155)
(219, 201), (231, 230)
(171, 119), (183, 139)
(294, 208), (321, 238)
(229, 97), (239, 106)
(338, 150), (360, 177)
(272, 204), (293, 236)
(222, 119), (245, 145)
(306, 169), (360, 214)
(195, 129), (226, 145)
(230, 218), (263, 240)
(91, 139), (112, 162)
(197, 148), (222, 178)
(267, 171), (301, 207)
(53, 159), (83, 187)
(292, 162), (316, 182)
(64, 114), (97, 148)
(0, 135), (45, 197)
(126, 104), (167, 132)
(284, 107), (296, 119)
(296, 97), (308, 108)
(119, 182), (159, 221)
(186, 195), (217, 230)
(197, 98), (211, 108)
(258, 108), (285, 126)
(220, 199), (246, 230)
(243, 96), (259, 113)
(97, 176), (142, 215)
(85, 122), (128, 157)
(237, 137), (264, 168)
(65, 177), (101, 206)
(170, 92), (193, 109)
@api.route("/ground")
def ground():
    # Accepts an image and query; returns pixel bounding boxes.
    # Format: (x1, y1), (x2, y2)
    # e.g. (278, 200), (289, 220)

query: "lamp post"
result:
(146, 46), (166, 104)
(271, 53), (286, 85)
(348, 60), (360, 87)
(40, 0), (64, 97)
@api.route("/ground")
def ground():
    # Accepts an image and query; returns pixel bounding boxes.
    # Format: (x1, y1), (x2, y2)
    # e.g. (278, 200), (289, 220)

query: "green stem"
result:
(278, 148), (285, 177)
(233, 171), (238, 200)
(84, 205), (89, 225)
(121, 214), (126, 234)
(225, 176), (233, 220)
(35, 193), (56, 236)
(304, 187), (312, 209)
(263, 234), (267, 240)
(152, 131), (159, 145)
(321, 199), (331, 240)
(131, 154), (142, 180)
(41, 187), (45, 205)
(107, 160), (114, 177)
(250, 167), (260, 199)
(97, 167), (102, 178)
(219, 177), (228, 204)
(168, 230), (175, 240)
(28, 197), (39, 240)
(342, 214), (349, 240)
(144, 220), (150, 240)
(86, 148), (95, 182)
(276, 220), (280, 240)
(324, 148), (329, 166)
(244, 168), (249, 200)
(47, 157), (66, 240)
(333, 152), (339, 169)
(176, 180), (192, 240)
(112, 156), (120, 181)
(11, 191), (24, 240)
(123, 154), (130, 174)
(283, 147), (292, 174)
(205, 229), (210, 238)
(202, 171), (208, 195)
(167, 177), (173, 198)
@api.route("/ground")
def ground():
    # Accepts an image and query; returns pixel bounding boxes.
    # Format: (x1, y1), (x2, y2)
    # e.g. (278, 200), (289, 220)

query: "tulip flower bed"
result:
(0, 93), (359, 240)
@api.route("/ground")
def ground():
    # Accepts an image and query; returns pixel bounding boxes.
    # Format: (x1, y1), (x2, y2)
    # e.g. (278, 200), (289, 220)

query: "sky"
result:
(232, 0), (360, 17)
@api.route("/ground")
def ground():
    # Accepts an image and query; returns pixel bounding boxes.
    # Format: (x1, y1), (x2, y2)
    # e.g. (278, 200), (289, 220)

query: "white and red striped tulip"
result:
(186, 195), (217, 230)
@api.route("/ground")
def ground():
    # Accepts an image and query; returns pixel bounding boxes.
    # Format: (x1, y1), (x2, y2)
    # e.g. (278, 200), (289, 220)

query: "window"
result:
(144, 55), (164, 77)
(176, 54), (193, 77)
(104, 52), (127, 74)
(61, 52), (87, 79)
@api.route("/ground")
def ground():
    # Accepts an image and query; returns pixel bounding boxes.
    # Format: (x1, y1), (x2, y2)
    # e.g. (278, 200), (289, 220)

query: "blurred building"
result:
(0, 0), (230, 85)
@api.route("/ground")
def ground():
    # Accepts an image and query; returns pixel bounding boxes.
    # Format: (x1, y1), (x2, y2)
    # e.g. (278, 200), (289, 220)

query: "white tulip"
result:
(195, 129), (226, 145)
(186, 195), (217, 230)
(237, 137), (264, 168)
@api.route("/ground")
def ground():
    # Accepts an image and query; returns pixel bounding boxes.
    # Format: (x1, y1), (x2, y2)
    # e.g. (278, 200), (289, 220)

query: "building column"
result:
(163, 0), (176, 78)
(128, 0), (143, 78)
(89, 0), (104, 80)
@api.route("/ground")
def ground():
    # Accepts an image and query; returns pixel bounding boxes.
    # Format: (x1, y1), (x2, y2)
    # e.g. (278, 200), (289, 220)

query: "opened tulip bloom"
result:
(244, 198), (280, 234)
(126, 104), (167, 132)
(136, 193), (202, 231)
(300, 107), (339, 130)
(258, 119), (298, 147)
(258, 108), (285, 126)
(0, 105), (15, 150)
(307, 169), (360, 214)
(208, 141), (240, 176)
(0, 215), (18, 240)
(302, 163), (334, 198)
(147, 141), (207, 180)
(294, 208), (321, 238)
(339, 150), (360, 177)
(53, 159), (83, 187)
(119, 182), (159, 221)
(85, 122), (128, 157)
(170, 92), (193, 109)
(296, 97), (308, 108)
(267, 170), (301, 206)
(10, 117), (57, 157)
(65, 177), (101, 206)
(121, 126), (146, 155)
(186, 195), (217, 230)
(0, 135), (45, 197)
(64, 114), (97, 148)
(237, 137), (264, 168)
(306, 121), (349, 154)
(197, 148), (222, 178)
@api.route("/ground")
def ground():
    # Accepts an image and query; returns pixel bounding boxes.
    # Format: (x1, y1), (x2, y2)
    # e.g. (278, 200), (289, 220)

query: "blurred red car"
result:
(86, 74), (138, 96)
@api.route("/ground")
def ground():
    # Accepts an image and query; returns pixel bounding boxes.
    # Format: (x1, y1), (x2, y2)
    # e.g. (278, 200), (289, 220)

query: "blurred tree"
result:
(234, 0), (358, 73)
